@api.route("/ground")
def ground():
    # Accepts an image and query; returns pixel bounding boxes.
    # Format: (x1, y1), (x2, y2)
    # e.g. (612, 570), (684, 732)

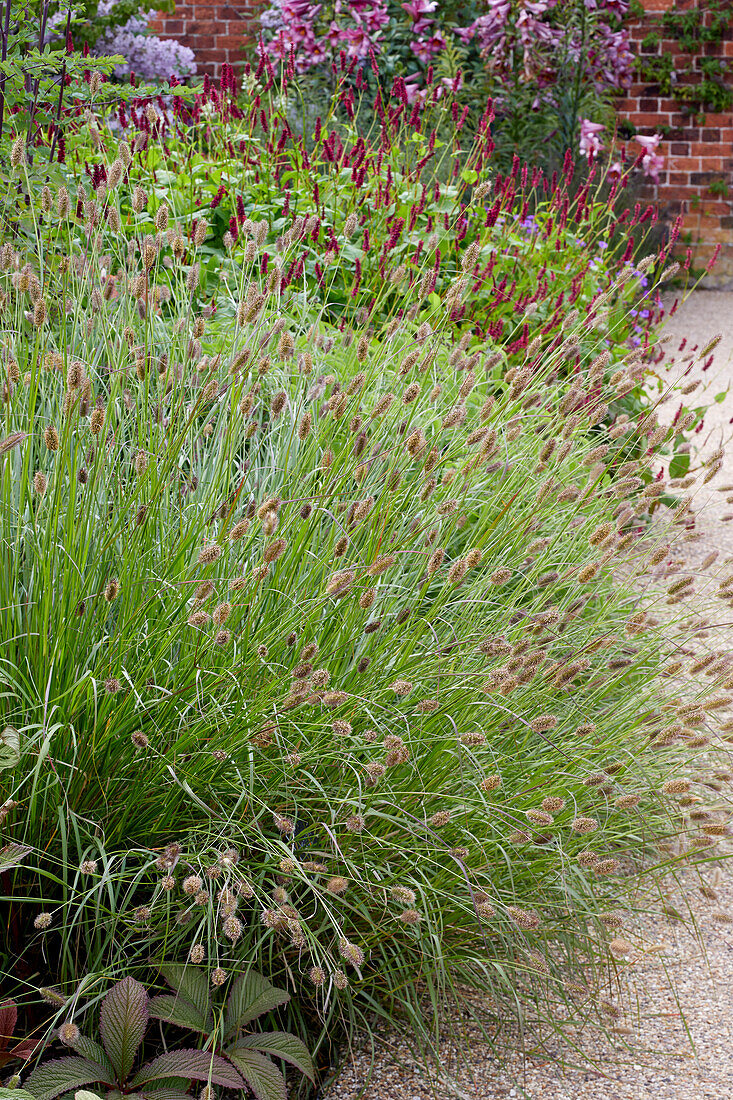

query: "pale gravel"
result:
(322, 292), (733, 1100)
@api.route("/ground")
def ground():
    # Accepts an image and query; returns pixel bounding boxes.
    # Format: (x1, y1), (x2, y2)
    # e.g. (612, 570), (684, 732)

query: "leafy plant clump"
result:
(25, 971), (313, 1100)
(1, 117), (728, 1082)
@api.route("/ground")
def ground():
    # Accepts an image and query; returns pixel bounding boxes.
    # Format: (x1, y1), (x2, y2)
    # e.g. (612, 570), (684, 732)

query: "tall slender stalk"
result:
(0, 0), (13, 144)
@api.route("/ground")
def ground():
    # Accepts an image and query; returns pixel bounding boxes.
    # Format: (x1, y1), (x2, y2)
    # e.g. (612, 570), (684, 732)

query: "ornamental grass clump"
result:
(0, 128), (729, 1075)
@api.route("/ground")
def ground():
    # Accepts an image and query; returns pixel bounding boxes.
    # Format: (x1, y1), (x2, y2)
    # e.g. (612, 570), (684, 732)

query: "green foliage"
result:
(661, 0), (732, 51)
(708, 177), (730, 197)
(23, 974), (311, 1100)
(636, 0), (733, 116)
(0, 63), (722, 1084)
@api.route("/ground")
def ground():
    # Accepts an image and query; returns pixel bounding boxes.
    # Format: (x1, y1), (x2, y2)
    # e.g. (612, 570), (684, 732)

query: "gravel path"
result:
(323, 292), (733, 1100)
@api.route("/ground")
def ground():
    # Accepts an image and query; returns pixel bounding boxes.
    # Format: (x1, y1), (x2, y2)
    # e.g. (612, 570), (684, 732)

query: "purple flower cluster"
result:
(259, 0), (634, 110)
(92, 1), (196, 82)
(457, 0), (633, 98)
(259, 0), (445, 70)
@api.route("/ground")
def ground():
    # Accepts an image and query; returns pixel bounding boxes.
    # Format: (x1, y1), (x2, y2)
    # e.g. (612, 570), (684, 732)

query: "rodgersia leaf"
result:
(223, 972), (290, 1039)
(231, 1033), (314, 1082)
(147, 994), (210, 1035)
(226, 1048), (287, 1100)
(156, 965), (211, 1025)
(25, 1057), (112, 1100)
(99, 977), (149, 1083)
(71, 1038), (115, 1081)
(131, 1050), (244, 1089)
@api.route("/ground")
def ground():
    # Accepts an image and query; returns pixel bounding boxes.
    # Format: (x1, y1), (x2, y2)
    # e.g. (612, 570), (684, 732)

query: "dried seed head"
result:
(273, 813), (295, 835)
(58, 1021), (80, 1046)
(390, 679), (413, 696)
(43, 425), (60, 452)
(571, 816), (599, 834)
(34, 911), (53, 930)
(339, 939), (365, 967)
(33, 471), (48, 495)
(104, 578), (120, 602)
(326, 876), (349, 894)
(507, 906), (540, 930)
(662, 778), (690, 794)
(198, 544), (222, 566)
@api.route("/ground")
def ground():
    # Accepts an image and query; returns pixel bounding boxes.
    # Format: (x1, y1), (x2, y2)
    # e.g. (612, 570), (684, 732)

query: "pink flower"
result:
(409, 30), (445, 63)
(401, 0), (437, 19)
(579, 118), (604, 158)
(635, 132), (661, 154)
(641, 152), (664, 184)
(635, 133), (664, 183)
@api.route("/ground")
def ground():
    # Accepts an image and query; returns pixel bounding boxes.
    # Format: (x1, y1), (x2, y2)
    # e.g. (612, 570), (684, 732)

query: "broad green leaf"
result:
(25, 1057), (112, 1100)
(131, 1051), (244, 1089)
(0, 726), (19, 770)
(223, 972), (290, 1039)
(0, 1090), (35, 1100)
(156, 965), (211, 1024)
(99, 977), (149, 1083)
(70, 1039), (114, 1081)
(139, 1092), (192, 1100)
(231, 1033), (314, 1082)
(715, 391), (727, 403)
(668, 451), (690, 480)
(226, 1049), (286, 1100)
(461, 168), (478, 184)
(147, 994), (209, 1034)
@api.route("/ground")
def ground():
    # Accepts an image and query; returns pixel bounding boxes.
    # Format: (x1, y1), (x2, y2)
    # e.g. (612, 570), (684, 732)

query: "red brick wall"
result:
(151, 1), (263, 75)
(620, 0), (733, 285)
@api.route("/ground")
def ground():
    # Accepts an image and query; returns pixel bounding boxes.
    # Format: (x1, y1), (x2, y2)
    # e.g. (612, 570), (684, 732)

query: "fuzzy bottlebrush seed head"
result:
(339, 939), (365, 968)
(44, 425), (59, 451)
(398, 908), (421, 925)
(90, 407), (105, 435)
(526, 809), (554, 827)
(507, 906), (541, 930)
(364, 762), (386, 786)
(309, 966), (326, 987)
(530, 714), (558, 733)
(430, 810), (451, 827)
(390, 679), (413, 696)
(210, 968), (227, 987)
(33, 471), (47, 495)
(58, 1022), (80, 1046)
(34, 911), (53, 930)
(662, 778), (690, 794)
(571, 816), (599, 834)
